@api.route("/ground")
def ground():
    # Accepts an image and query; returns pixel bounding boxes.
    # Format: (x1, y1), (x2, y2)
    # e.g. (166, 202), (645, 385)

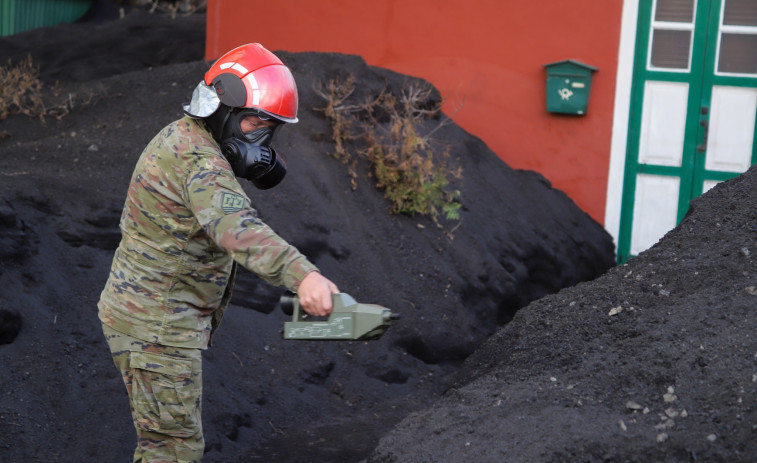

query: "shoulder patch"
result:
(221, 192), (246, 214)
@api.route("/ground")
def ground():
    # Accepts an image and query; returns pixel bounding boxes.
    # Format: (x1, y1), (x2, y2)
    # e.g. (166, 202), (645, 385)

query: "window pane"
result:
(723, 0), (757, 27)
(655, 0), (695, 23)
(650, 29), (692, 69)
(718, 33), (757, 74)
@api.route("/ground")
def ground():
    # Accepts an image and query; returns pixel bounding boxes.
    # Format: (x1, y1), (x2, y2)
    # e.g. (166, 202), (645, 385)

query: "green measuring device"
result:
(281, 293), (399, 340)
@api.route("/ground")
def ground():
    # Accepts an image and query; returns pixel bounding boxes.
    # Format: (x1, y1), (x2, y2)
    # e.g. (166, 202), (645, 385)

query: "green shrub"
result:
(316, 76), (462, 223)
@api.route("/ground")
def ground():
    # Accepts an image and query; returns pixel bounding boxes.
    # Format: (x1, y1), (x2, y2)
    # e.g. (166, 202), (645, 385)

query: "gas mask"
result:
(208, 107), (288, 190)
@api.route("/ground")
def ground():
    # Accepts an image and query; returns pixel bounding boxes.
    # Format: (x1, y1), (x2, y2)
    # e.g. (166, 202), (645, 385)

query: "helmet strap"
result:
(203, 104), (234, 144)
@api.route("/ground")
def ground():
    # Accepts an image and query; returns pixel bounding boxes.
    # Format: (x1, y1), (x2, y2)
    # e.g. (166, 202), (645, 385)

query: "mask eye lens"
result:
(244, 126), (273, 144)
(243, 109), (271, 121)
(238, 110), (277, 133)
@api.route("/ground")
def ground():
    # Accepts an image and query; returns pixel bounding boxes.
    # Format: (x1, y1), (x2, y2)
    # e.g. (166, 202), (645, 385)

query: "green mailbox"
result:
(543, 60), (598, 115)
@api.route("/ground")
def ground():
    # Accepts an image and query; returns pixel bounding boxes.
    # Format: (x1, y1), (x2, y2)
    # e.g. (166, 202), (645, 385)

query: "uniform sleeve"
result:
(184, 163), (318, 291)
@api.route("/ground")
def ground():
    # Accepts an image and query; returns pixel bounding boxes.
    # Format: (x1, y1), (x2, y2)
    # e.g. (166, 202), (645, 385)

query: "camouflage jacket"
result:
(98, 116), (317, 348)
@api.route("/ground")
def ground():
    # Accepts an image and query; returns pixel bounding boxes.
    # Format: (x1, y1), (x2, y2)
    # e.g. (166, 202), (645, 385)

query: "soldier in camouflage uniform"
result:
(98, 43), (339, 462)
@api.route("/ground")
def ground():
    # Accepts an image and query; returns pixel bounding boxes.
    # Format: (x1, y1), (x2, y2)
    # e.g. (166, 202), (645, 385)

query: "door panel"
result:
(702, 179), (721, 192)
(639, 81), (688, 166)
(706, 86), (757, 171)
(631, 174), (680, 255)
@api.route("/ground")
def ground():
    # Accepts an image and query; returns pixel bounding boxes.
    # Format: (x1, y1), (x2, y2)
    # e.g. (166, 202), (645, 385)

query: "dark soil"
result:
(10, 7), (748, 463)
(369, 165), (757, 462)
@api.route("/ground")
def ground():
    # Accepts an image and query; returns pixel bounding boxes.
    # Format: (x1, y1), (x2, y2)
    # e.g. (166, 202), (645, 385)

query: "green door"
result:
(617, 0), (757, 263)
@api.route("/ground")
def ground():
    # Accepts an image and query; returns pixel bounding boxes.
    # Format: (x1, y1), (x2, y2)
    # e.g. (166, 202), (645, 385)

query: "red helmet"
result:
(183, 43), (298, 123)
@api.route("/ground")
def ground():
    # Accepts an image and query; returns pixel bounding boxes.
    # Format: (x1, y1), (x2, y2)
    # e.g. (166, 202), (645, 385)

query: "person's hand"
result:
(297, 272), (339, 317)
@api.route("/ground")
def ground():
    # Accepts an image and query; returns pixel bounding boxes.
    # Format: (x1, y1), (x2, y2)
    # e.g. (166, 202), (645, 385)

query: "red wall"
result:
(206, 0), (624, 224)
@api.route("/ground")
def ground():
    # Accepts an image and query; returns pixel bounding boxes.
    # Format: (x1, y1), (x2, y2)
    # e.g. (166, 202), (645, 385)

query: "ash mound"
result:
(0, 10), (617, 462)
(369, 166), (757, 462)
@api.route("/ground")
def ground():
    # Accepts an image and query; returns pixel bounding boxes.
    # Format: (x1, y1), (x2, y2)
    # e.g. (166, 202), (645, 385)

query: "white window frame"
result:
(714, 0), (757, 77)
(646, 0), (697, 73)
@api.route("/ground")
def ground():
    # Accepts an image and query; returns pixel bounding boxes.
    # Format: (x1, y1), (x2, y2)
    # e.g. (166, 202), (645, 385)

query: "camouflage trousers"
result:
(102, 323), (204, 463)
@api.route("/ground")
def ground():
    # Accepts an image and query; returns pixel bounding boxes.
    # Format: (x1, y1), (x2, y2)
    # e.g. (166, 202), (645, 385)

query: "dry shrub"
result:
(0, 56), (46, 121)
(0, 56), (102, 123)
(316, 75), (462, 223)
(314, 75), (361, 188)
(125, 0), (207, 16)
